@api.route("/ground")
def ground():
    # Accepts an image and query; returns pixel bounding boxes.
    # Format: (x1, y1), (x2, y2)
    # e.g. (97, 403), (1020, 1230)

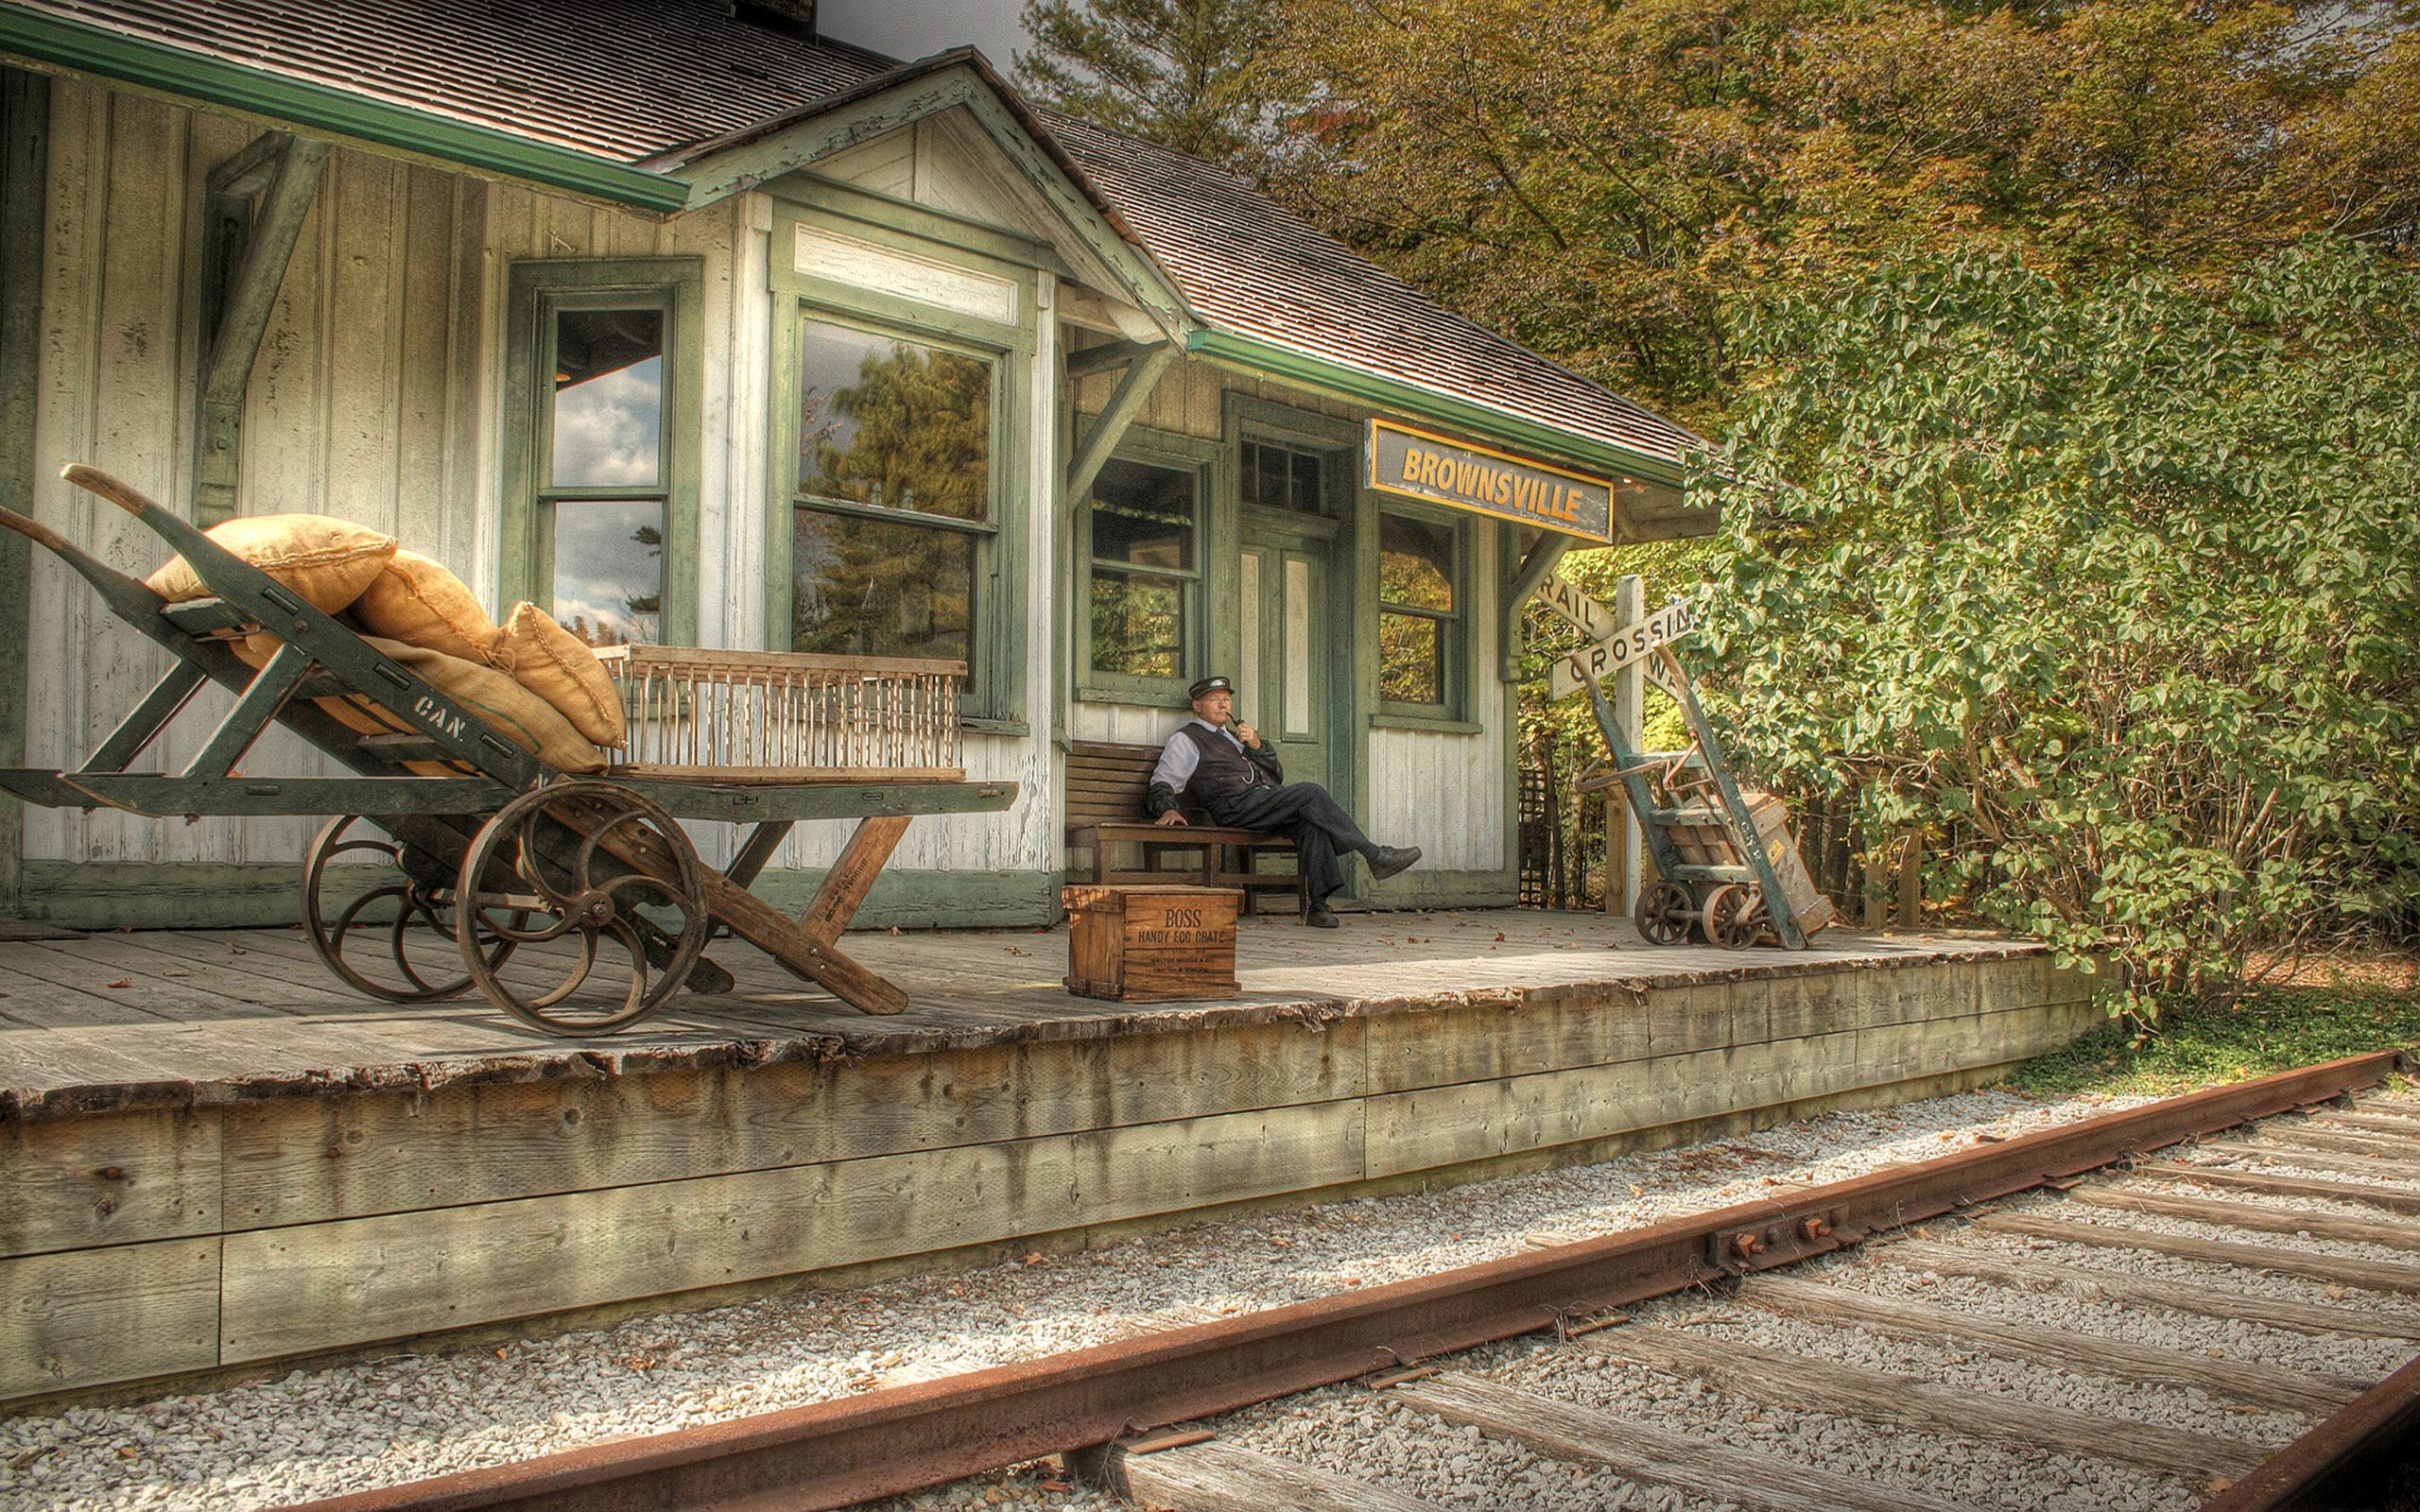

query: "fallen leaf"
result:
(1494, 932), (1507, 941)
(104, 978), (130, 989)
(887, 926), (902, 936)
(1021, 1251), (1045, 1265)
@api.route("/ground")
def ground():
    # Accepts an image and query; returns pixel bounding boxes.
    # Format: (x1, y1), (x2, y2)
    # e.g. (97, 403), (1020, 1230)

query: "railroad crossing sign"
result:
(1532, 566), (1697, 700)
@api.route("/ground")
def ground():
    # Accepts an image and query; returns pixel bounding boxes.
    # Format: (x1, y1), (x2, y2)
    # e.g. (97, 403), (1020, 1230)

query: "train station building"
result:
(0, 0), (1713, 930)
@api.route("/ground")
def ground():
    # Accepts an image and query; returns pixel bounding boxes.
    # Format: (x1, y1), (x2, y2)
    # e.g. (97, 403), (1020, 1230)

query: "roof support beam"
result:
(1499, 527), (1571, 681)
(193, 131), (328, 524)
(1063, 341), (1173, 517)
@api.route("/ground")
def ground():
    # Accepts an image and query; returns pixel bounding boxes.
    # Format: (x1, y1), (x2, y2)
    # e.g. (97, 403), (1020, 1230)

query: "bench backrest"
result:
(1066, 740), (1162, 825)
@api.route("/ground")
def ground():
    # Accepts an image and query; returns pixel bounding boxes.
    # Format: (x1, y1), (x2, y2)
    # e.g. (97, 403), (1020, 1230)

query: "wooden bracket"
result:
(1498, 528), (1571, 681)
(194, 132), (330, 524)
(1063, 340), (1173, 514)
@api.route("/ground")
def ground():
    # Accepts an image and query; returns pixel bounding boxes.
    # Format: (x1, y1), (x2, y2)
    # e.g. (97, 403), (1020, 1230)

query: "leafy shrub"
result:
(1692, 240), (2420, 1005)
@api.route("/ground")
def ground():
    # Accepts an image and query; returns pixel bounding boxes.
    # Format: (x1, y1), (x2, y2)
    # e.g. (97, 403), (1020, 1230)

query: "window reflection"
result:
(553, 499), (663, 647)
(1379, 511), (1456, 706)
(1091, 458), (1193, 569)
(1241, 439), (1323, 512)
(792, 508), (972, 661)
(1378, 614), (1444, 703)
(551, 310), (664, 489)
(1091, 573), (1184, 678)
(1380, 514), (1455, 610)
(1087, 456), (1196, 679)
(798, 320), (991, 520)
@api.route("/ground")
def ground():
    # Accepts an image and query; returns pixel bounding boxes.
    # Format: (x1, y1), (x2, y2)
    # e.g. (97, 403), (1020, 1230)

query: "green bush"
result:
(1692, 239), (2420, 1005)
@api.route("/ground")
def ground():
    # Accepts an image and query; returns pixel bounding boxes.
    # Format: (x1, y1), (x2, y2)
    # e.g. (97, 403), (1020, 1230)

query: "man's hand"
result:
(1154, 810), (1190, 827)
(1234, 719), (1263, 749)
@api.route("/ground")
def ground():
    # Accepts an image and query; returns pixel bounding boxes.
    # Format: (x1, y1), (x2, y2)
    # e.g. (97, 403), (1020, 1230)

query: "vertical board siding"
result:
(1367, 524), (1503, 870)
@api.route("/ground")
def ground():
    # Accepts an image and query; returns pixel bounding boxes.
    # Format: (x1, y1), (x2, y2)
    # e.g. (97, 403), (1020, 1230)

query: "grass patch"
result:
(2011, 982), (2420, 1099)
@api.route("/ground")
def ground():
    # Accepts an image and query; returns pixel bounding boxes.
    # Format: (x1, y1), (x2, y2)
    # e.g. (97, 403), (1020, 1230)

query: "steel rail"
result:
(281, 1049), (2404, 1512)
(2202, 1351), (2420, 1512)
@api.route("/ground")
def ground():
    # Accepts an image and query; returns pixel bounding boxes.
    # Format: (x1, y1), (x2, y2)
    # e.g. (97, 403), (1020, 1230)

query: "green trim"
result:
(766, 203), (1036, 724)
(1498, 527), (1570, 682)
(501, 257), (705, 646)
(741, 868), (1062, 930)
(1186, 327), (1686, 491)
(676, 67), (1187, 338)
(1369, 713), (1483, 734)
(0, 9), (687, 213)
(18, 861), (1063, 932)
(773, 172), (1074, 280)
(0, 68), (46, 914)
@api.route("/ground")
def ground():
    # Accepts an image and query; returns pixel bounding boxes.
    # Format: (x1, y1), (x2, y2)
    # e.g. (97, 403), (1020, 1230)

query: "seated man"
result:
(1148, 675), (1419, 927)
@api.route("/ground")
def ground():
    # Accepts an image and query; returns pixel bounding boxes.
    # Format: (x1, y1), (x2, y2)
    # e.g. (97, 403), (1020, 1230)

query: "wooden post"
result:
(1894, 828), (1924, 935)
(1608, 575), (1645, 921)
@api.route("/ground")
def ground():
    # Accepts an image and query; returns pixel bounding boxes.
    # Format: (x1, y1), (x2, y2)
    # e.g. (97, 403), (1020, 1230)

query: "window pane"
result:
(797, 319), (991, 521)
(551, 309), (664, 489)
(552, 499), (662, 647)
(1090, 569), (1184, 678)
(1090, 457), (1195, 571)
(1242, 439), (1322, 512)
(1379, 513), (1455, 611)
(1379, 610), (1444, 704)
(792, 507), (972, 661)
(1289, 452), (1321, 512)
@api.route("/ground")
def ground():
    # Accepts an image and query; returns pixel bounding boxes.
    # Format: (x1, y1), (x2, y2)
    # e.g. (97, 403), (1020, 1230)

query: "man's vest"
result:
(1176, 722), (1281, 809)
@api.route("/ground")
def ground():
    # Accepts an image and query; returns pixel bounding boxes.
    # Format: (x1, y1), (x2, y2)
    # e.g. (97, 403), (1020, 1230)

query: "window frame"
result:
(764, 208), (1035, 726)
(1374, 500), (1470, 724)
(1075, 425), (1220, 706)
(501, 257), (704, 647)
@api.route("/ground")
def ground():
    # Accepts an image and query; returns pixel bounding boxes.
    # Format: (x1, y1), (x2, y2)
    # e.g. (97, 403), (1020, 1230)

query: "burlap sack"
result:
(229, 631), (604, 774)
(497, 601), (627, 747)
(352, 550), (506, 667)
(147, 514), (397, 614)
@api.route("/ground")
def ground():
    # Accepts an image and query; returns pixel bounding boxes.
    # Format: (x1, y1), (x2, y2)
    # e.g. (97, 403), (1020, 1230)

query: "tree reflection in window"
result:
(1088, 456), (1197, 679)
(791, 319), (993, 661)
(1379, 512), (1457, 706)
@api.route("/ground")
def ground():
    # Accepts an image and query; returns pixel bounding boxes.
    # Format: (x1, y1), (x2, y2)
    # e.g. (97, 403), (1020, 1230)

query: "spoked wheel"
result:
(1703, 883), (1767, 951)
(1634, 879), (1698, 946)
(456, 781), (709, 1035)
(301, 815), (514, 1002)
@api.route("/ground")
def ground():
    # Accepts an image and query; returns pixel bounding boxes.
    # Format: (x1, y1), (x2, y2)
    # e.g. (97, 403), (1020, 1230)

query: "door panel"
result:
(1239, 535), (1331, 797)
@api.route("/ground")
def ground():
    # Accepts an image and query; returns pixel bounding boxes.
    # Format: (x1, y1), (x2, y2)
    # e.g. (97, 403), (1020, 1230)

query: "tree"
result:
(1690, 240), (2420, 1005)
(1014, 0), (1280, 162)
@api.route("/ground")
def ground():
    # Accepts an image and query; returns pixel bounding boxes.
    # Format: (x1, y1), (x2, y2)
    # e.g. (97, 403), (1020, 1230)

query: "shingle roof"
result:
(9, 0), (1706, 474)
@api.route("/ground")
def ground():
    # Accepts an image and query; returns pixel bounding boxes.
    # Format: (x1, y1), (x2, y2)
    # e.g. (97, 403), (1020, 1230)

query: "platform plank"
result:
(217, 1098), (1368, 1361)
(0, 1105), (219, 1259)
(0, 1236), (219, 1397)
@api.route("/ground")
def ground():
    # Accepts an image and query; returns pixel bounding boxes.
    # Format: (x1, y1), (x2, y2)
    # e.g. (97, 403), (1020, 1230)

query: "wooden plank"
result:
(2069, 1186), (2420, 1252)
(1577, 1320), (2261, 1480)
(1975, 1211), (2420, 1298)
(0, 1104), (220, 1259)
(217, 1099), (1367, 1360)
(2196, 1141), (2420, 1184)
(217, 1015), (1366, 1229)
(1744, 1274), (2366, 1417)
(1396, 1373), (1973, 1512)
(2144, 1160), (2420, 1215)
(798, 814), (911, 947)
(0, 955), (172, 1028)
(2311, 1110), (2420, 1140)
(0, 1236), (219, 1397)
(2255, 1125), (2420, 1160)
(1882, 1238), (2420, 1343)
(1112, 1436), (1450, 1512)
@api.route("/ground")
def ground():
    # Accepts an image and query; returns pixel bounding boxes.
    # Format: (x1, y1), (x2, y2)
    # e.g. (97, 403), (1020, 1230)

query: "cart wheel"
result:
(455, 781), (709, 1035)
(1703, 884), (1765, 951)
(1634, 880), (1697, 946)
(302, 816), (516, 1002)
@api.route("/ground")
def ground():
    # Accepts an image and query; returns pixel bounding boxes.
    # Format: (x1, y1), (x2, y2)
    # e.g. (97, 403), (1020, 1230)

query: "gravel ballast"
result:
(12, 1080), (2412, 1512)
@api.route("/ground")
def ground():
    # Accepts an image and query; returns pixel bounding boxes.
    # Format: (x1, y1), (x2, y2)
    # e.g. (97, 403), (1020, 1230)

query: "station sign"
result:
(1368, 420), (1613, 541)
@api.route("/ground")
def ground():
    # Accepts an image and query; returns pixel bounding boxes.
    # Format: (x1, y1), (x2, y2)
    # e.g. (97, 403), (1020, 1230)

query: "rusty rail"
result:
(281, 1050), (2404, 1512)
(2202, 1350), (2420, 1512)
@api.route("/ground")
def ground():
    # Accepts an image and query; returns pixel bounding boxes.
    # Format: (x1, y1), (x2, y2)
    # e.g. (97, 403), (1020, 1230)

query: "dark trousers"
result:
(1206, 782), (1374, 904)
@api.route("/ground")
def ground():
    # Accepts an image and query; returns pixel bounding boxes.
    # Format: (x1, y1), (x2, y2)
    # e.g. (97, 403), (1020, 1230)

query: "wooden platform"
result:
(0, 911), (2095, 1405)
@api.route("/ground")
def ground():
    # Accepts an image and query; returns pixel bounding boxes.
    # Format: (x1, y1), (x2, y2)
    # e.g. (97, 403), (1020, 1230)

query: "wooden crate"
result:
(594, 644), (963, 782)
(1063, 885), (1242, 1002)
(1668, 794), (1838, 935)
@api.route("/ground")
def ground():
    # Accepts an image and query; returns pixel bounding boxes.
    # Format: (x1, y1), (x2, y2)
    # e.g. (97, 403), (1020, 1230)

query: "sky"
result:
(817, 0), (1036, 69)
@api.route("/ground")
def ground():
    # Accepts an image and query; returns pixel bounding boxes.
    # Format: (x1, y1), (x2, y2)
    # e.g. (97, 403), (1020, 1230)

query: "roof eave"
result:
(0, 6), (690, 215)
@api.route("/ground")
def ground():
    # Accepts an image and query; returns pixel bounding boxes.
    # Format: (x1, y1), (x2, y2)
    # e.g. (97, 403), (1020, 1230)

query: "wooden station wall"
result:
(0, 952), (2092, 1403)
(5, 74), (1525, 929)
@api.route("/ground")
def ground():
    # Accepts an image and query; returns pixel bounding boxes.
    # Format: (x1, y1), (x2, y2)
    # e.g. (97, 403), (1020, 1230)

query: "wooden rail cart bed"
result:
(0, 466), (1017, 1034)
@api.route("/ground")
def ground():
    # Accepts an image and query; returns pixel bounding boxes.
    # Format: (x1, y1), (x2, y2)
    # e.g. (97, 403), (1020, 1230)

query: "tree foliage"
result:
(1014, 0), (1281, 159)
(1692, 240), (2420, 1003)
(1260, 0), (2419, 422)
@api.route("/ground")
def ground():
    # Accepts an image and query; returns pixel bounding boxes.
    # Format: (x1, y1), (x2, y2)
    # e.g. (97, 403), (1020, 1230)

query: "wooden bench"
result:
(1064, 740), (1303, 916)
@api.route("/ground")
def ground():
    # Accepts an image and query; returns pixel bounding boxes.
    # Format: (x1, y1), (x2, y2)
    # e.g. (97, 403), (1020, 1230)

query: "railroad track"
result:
(294, 1053), (2420, 1512)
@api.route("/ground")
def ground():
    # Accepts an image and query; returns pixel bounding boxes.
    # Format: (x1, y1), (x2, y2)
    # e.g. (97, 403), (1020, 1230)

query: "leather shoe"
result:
(1366, 845), (1422, 882)
(1304, 902), (1340, 928)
